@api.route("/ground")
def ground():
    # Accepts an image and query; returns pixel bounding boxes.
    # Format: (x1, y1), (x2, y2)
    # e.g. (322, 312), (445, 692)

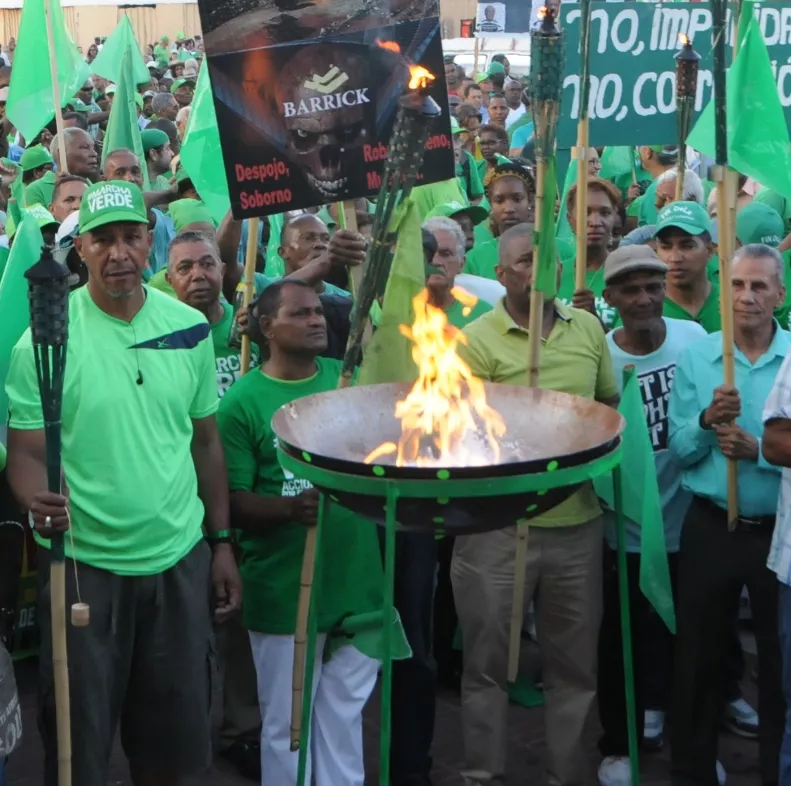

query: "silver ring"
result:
(45, 515), (52, 527)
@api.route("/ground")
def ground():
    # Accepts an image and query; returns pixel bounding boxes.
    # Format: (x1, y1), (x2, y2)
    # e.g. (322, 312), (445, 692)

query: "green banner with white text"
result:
(558, 2), (791, 147)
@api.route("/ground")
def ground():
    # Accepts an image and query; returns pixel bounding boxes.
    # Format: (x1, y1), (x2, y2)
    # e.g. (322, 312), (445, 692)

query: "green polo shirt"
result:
(663, 281), (722, 333)
(465, 238), (499, 279)
(5, 286), (218, 575)
(23, 170), (57, 209)
(460, 298), (618, 528)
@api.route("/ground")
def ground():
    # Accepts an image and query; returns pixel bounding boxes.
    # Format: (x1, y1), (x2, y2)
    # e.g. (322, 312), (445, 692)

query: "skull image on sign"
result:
(272, 44), (377, 200)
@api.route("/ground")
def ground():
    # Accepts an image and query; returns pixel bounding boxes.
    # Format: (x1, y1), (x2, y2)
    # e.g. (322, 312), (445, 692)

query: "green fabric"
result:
(217, 358), (384, 634)
(753, 188), (791, 235)
(21, 203), (58, 230)
(736, 202), (784, 246)
(599, 146), (637, 182)
(536, 156), (559, 298)
(473, 220), (494, 246)
(508, 675), (545, 708)
(555, 158), (576, 244)
(507, 112), (533, 144)
(180, 64), (231, 225)
(663, 283), (722, 333)
(357, 199), (424, 386)
(557, 261), (618, 330)
(23, 170), (57, 210)
(688, 0), (791, 200)
(169, 198), (215, 231)
(464, 237), (499, 279)
(19, 145), (53, 172)
(154, 43), (169, 67)
(212, 301), (259, 397)
(655, 201), (711, 237)
(445, 293), (492, 328)
(410, 179), (469, 221)
(102, 48), (150, 190)
(141, 128), (170, 153)
(0, 247), (9, 281)
(151, 173), (171, 192)
(637, 180), (660, 227)
(91, 16), (150, 87)
(79, 181), (147, 234)
(594, 368), (676, 633)
(6, 0), (90, 141)
(6, 286), (218, 574)
(0, 216), (45, 429)
(147, 268), (175, 296)
(325, 608), (412, 662)
(456, 151), (485, 202)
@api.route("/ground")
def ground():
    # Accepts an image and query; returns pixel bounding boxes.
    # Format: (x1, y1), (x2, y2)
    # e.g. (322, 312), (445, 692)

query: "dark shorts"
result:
(37, 540), (213, 786)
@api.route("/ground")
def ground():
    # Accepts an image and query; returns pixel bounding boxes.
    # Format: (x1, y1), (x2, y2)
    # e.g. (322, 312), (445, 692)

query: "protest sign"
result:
(558, 2), (791, 147)
(196, 0), (455, 218)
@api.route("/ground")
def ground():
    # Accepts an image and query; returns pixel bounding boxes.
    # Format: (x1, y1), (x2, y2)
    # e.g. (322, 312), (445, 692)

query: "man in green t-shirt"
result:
(141, 127), (174, 192)
(217, 278), (384, 786)
(4, 180), (241, 786)
(654, 201), (722, 333)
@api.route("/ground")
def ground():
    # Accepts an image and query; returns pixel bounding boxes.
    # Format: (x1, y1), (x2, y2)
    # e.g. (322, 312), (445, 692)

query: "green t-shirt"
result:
(5, 286), (218, 575)
(662, 282), (722, 333)
(216, 358), (384, 634)
(152, 173), (171, 192)
(473, 220), (494, 246)
(456, 151), (484, 202)
(154, 44), (169, 66)
(212, 301), (260, 397)
(637, 180), (660, 227)
(411, 179), (469, 221)
(773, 249), (791, 330)
(610, 165), (651, 203)
(446, 292), (492, 328)
(23, 170), (57, 209)
(464, 238), (499, 279)
(557, 261), (619, 330)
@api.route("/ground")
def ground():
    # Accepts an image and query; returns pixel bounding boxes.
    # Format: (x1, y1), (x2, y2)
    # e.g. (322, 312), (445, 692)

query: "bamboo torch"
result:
(290, 67), (443, 754)
(25, 248), (73, 786)
(239, 217), (259, 376)
(508, 4), (564, 683)
(711, 0), (739, 529)
(573, 0), (593, 292)
(673, 35), (700, 202)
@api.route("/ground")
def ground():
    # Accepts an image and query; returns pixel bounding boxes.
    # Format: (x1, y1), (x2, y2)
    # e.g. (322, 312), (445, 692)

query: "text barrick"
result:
(283, 88), (371, 117)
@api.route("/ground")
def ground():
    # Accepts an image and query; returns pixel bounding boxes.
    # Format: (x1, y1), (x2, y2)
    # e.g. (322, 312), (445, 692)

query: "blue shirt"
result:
(668, 325), (789, 516)
(605, 318), (707, 552)
(148, 208), (176, 278)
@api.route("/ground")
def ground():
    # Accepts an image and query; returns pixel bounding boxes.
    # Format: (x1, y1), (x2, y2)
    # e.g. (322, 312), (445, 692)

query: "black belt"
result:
(695, 496), (775, 532)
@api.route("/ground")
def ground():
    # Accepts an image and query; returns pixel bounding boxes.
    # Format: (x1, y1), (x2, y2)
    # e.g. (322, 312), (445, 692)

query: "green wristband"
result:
(206, 528), (234, 541)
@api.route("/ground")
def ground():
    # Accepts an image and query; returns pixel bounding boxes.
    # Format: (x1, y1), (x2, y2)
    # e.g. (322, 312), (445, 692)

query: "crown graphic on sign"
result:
(303, 66), (349, 94)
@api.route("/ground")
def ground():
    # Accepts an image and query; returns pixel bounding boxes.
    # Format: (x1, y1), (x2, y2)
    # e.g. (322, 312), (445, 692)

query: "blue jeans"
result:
(780, 582), (791, 786)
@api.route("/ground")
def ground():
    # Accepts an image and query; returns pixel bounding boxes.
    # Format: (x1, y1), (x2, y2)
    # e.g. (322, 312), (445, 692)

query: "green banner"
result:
(558, 2), (791, 147)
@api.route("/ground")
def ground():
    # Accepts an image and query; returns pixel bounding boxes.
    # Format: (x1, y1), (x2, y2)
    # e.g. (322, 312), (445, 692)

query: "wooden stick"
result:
(573, 128), (589, 292)
(51, 559), (72, 786)
(713, 166), (739, 530)
(508, 158), (546, 682)
(240, 217), (259, 376)
(674, 159), (685, 202)
(473, 35), (481, 78)
(336, 200), (361, 298)
(44, 0), (68, 173)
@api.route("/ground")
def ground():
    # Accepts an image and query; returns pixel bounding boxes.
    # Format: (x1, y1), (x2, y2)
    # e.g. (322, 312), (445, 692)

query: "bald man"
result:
(51, 128), (100, 182)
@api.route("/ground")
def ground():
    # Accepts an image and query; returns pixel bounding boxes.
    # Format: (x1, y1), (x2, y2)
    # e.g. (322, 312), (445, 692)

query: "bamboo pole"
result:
(573, 131), (589, 292)
(336, 200), (361, 298)
(508, 156), (546, 682)
(240, 217), (259, 376)
(51, 559), (72, 786)
(44, 0), (68, 174)
(473, 35), (481, 78)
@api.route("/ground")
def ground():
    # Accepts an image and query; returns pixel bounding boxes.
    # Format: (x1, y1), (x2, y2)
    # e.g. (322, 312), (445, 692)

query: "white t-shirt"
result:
(604, 317), (707, 552)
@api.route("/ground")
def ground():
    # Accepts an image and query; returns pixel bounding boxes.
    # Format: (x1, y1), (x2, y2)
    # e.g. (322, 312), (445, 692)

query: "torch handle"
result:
(240, 218), (259, 377)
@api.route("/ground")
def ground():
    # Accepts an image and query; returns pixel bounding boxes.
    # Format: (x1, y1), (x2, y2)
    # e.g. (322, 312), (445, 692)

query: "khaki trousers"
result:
(451, 517), (603, 786)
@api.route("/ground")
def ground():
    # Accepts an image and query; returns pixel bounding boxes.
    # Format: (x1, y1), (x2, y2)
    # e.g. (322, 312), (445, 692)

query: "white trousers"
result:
(248, 632), (378, 786)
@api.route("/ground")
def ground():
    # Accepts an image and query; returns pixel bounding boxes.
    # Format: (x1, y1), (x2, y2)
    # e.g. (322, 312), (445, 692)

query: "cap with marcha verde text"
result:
(654, 200), (712, 238)
(735, 202), (784, 247)
(425, 201), (489, 226)
(141, 128), (170, 153)
(78, 181), (148, 234)
(19, 145), (54, 173)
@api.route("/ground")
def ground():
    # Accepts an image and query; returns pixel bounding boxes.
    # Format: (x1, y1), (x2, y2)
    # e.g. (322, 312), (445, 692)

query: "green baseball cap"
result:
(19, 145), (54, 173)
(7, 204), (59, 239)
(425, 201), (489, 226)
(170, 78), (194, 94)
(141, 128), (170, 153)
(168, 198), (215, 232)
(78, 181), (148, 234)
(654, 201), (712, 238)
(486, 61), (506, 78)
(450, 117), (463, 136)
(735, 202), (784, 247)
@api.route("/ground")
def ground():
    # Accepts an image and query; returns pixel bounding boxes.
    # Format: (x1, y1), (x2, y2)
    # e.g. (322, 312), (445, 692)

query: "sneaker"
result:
(598, 756), (631, 786)
(643, 709), (665, 751)
(717, 760), (727, 786)
(724, 697), (759, 738)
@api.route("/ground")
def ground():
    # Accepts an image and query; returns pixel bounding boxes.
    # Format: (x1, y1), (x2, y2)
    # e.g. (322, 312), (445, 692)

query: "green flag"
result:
(180, 64), (231, 226)
(90, 15), (150, 88)
(599, 147), (637, 181)
(594, 368), (676, 633)
(7, 0), (91, 141)
(0, 215), (46, 435)
(102, 48), (149, 190)
(357, 199), (423, 386)
(555, 157), (576, 241)
(535, 156), (558, 298)
(687, 2), (791, 200)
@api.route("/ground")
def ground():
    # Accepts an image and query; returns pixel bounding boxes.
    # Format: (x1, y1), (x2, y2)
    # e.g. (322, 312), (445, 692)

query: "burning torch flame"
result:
(364, 288), (506, 468)
(376, 38), (401, 53)
(408, 65), (435, 91)
(537, 5), (548, 19)
(679, 32), (690, 46)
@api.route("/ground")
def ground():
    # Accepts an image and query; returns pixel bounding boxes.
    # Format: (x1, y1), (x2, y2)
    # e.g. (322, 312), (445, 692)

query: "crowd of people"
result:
(1, 20), (791, 786)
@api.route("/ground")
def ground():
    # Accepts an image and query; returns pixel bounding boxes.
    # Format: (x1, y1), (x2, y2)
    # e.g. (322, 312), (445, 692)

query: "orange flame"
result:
(408, 65), (435, 90)
(679, 32), (690, 46)
(537, 6), (548, 19)
(376, 38), (401, 53)
(364, 288), (506, 468)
